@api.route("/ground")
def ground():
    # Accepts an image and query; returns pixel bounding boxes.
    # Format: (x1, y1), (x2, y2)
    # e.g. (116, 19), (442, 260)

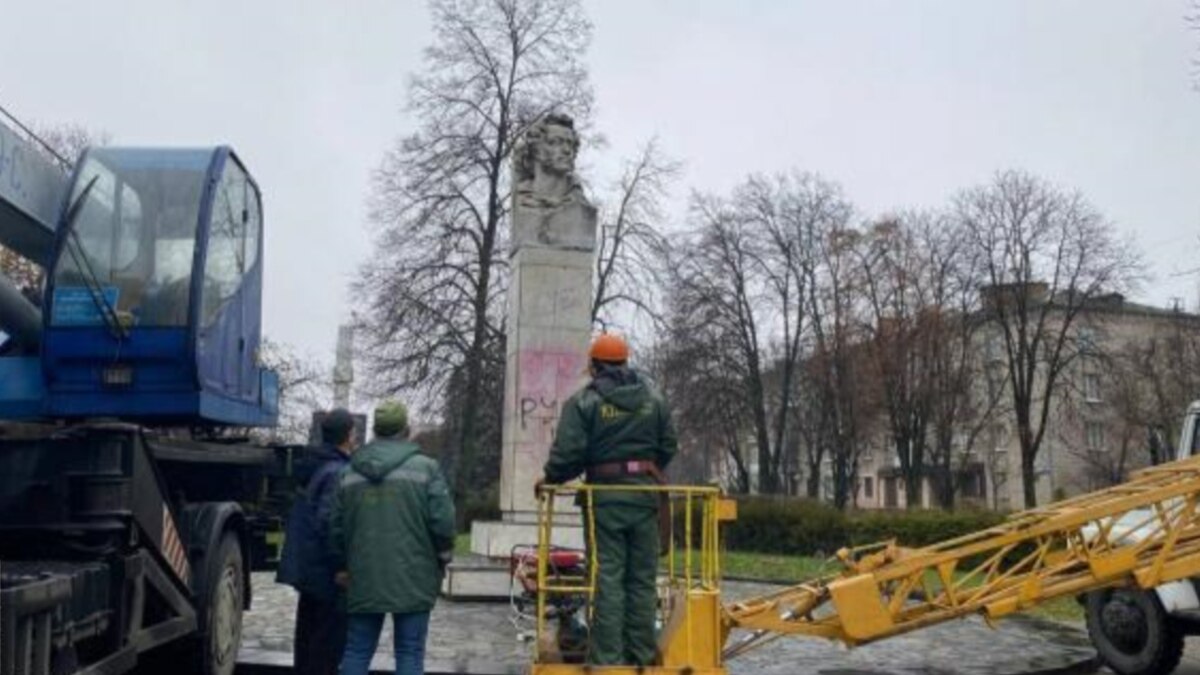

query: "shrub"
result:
(722, 497), (845, 556)
(460, 483), (500, 527)
(845, 509), (1006, 549)
(719, 496), (1006, 558)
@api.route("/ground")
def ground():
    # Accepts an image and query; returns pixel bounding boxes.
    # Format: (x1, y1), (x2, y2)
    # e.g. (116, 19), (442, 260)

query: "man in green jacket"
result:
(330, 401), (455, 675)
(539, 333), (679, 666)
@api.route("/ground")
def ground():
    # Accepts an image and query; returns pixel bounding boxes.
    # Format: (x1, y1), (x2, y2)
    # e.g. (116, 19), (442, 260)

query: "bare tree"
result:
(857, 215), (937, 507)
(743, 172), (847, 496)
(956, 170), (1141, 507)
(923, 221), (1006, 509)
(1108, 313), (1200, 466)
(591, 139), (679, 333)
(671, 193), (777, 490)
(355, 0), (593, 499)
(805, 222), (874, 508)
(33, 123), (109, 167)
(668, 173), (850, 494)
(1056, 394), (1136, 492)
(656, 315), (752, 493)
(0, 248), (40, 292)
(256, 338), (331, 444)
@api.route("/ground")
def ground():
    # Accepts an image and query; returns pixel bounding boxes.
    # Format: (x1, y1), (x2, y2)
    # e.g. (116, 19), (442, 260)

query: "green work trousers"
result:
(589, 504), (659, 666)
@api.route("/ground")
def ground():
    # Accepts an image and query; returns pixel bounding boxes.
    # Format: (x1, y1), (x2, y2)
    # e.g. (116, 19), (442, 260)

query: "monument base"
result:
(470, 516), (584, 558)
(443, 517), (586, 600)
(441, 559), (514, 601)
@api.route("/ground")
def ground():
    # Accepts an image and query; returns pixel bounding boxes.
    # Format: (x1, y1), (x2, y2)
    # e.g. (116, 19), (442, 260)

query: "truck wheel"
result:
(1085, 588), (1184, 675)
(192, 532), (245, 675)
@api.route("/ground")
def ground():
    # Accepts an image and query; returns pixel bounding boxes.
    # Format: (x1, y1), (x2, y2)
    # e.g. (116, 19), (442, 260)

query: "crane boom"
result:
(0, 110), (68, 350)
(532, 441), (1200, 675)
(724, 454), (1200, 658)
(0, 111), (67, 265)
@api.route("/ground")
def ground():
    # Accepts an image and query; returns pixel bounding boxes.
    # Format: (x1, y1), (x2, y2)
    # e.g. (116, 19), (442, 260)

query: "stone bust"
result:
(511, 114), (596, 253)
(514, 113), (587, 210)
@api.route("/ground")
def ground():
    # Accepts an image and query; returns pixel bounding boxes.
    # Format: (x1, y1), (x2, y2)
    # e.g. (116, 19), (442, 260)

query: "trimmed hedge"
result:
(721, 497), (1006, 557)
(722, 498), (845, 556)
(847, 508), (1007, 551)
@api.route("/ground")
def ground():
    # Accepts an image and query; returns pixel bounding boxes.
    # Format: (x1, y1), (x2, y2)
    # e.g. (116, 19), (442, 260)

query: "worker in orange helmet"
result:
(538, 332), (679, 666)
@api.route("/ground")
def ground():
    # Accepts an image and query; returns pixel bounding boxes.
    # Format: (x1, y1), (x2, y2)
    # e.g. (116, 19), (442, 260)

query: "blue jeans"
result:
(340, 611), (431, 675)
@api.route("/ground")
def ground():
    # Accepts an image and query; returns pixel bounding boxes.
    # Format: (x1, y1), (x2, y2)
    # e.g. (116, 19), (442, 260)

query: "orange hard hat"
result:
(589, 333), (630, 363)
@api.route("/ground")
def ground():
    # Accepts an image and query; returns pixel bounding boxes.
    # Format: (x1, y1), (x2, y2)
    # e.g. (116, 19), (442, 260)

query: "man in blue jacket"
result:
(277, 408), (357, 675)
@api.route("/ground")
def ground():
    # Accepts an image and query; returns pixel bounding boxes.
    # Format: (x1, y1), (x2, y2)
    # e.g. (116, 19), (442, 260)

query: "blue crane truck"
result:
(0, 112), (293, 675)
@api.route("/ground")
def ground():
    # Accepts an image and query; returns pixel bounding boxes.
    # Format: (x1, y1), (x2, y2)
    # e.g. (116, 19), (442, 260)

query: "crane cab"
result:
(40, 146), (277, 426)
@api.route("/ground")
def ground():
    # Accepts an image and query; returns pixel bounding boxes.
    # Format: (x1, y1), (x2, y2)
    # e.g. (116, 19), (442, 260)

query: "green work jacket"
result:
(543, 367), (678, 508)
(329, 438), (456, 614)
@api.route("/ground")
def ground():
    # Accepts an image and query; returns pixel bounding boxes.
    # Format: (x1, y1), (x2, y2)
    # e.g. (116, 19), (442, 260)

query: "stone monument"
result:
(332, 324), (354, 409)
(468, 113), (595, 561)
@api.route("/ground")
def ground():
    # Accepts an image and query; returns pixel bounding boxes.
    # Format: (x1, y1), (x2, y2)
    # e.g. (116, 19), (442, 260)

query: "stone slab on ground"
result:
(442, 557), (516, 600)
(241, 572), (1103, 675)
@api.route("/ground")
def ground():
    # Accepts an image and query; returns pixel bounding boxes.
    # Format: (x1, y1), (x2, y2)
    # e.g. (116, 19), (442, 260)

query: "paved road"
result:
(239, 573), (1107, 675)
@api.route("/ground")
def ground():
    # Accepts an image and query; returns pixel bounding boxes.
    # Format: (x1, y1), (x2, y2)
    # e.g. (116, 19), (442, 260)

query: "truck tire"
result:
(1085, 588), (1184, 675)
(182, 532), (245, 675)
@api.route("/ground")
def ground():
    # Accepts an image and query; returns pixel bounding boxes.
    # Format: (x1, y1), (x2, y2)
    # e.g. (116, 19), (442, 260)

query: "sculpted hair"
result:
(513, 113), (579, 183)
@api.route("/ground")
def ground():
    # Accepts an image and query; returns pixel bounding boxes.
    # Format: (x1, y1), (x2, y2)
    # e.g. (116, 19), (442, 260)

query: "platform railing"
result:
(532, 483), (727, 664)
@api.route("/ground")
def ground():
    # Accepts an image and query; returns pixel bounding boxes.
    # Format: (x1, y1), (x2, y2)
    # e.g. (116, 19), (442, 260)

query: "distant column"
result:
(332, 324), (353, 409)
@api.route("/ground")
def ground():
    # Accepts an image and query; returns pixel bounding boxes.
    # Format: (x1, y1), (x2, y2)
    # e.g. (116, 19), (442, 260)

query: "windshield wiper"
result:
(60, 175), (128, 340)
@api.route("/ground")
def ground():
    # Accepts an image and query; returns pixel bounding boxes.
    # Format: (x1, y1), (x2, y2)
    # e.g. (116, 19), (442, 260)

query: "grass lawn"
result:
(1025, 595), (1084, 622)
(712, 550), (837, 581)
(455, 533), (472, 555)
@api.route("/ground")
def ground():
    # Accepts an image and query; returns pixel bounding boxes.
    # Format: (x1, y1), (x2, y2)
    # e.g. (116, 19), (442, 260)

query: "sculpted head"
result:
(510, 113), (596, 251)
(515, 114), (580, 183)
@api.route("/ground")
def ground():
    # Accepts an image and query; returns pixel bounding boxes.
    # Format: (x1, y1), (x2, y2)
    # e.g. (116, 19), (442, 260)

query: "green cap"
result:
(373, 400), (409, 438)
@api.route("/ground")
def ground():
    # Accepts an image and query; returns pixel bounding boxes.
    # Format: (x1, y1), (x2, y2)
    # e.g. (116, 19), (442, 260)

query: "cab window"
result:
(201, 161), (251, 325)
(51, 149), (208, 328)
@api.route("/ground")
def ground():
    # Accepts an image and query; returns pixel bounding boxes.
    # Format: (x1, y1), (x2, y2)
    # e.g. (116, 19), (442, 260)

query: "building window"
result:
(984, 334), (1003, 364)
(1086, 422), (1105, 451)
(1077, 327), (1097, 354)
(883, 477), (899, 508)
(985, 363), (1005, 399)
(958, 466), (986, 499)
(1084, 373), (1102, 403)
(862, 476), (874, 499)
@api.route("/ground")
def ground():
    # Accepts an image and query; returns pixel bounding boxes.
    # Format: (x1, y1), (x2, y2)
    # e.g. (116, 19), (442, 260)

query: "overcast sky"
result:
(2, 1), (1197, 370)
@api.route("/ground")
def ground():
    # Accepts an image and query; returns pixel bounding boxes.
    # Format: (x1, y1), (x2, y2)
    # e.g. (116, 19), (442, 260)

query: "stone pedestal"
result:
(499, 244), (593, 514)
(468, 243), (593, 559)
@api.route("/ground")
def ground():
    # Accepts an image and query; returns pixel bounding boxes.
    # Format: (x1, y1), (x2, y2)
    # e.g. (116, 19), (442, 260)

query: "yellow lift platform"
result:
(530, 453), (1200, 675)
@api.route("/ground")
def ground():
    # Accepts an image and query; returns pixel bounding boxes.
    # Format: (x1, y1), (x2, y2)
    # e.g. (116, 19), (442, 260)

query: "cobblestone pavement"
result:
(241, 573), (1100, 674)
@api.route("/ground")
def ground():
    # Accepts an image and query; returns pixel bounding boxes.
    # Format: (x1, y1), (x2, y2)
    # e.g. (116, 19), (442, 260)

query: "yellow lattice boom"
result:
(724, 454), (1200, 659)
(530, 454), (1200, 673)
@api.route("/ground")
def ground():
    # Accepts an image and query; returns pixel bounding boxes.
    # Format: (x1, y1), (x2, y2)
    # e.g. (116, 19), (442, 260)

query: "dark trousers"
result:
(295, 593), (348, 675)
(590, 506), (660, 666)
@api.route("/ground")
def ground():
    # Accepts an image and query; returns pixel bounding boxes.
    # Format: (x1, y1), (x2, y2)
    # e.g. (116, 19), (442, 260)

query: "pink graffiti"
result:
(516, 347), (587, 444)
